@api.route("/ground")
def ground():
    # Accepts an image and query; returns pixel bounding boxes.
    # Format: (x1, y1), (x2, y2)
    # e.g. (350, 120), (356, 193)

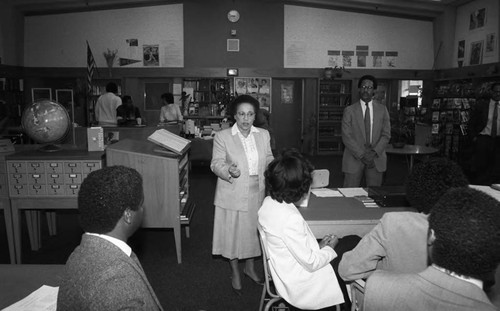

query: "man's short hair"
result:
(358, 75), (378, 89)
(429, 187), (500, 278)
(265, 149), (313, 204)
(229, 95), (260, 117)
(105, 82), (118, 93)
(406, 157), (469, 214)
(78, 166), (143, 234)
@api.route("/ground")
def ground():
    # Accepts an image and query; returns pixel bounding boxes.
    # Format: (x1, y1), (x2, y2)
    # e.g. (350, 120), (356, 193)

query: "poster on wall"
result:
(372, 51), (384, 67)
(32, 88), (52, 102)
(469, 8), (486, 30)
(386, 51), (398, 68)
(457, 40), (465, 67)
(234, 77), (272, 112)
(485, 33), (496, 56)
(143, 45), (159, 67)
(281, 82), (294, 105)
(342, 51), (354, 67)
(327, 50), (341, 67)
(469, 40), (484, 65)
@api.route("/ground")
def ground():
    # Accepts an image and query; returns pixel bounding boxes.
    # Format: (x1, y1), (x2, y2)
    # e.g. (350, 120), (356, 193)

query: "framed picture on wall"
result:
(469, 8), (486, 30)
(469, 40), (483, 65)
(144, 82), (169, 111)
(31, 88), (52, 102)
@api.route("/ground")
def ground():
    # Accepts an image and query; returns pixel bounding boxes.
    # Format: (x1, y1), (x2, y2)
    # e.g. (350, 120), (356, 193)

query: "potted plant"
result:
(390, 110), (412, 148)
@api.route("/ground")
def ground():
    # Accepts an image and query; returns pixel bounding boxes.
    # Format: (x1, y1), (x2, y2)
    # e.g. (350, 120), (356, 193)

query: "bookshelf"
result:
(317, 79), (351, 154)
(182, 78), (233, 126)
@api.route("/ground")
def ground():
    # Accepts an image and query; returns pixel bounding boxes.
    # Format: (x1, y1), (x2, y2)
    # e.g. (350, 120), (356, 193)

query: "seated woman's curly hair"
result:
(265, 149), (313, 204)
(405, 157), (468, 214)
(429, 187), (500, 278)
(78, 165), (143, 234)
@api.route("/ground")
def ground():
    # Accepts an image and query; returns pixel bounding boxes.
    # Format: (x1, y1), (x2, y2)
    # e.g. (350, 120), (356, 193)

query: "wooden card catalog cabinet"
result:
(106, 138), (193, 264)
(6, 150), (103, 197)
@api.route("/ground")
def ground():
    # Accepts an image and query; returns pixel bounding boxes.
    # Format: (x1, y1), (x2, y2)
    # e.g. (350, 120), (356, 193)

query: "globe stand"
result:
(38, 144), (63, 152)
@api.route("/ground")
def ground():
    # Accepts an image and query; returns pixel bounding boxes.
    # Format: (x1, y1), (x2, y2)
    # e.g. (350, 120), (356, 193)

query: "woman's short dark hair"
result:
(78, 166), (143, 234)
(265, 149), (313, 204)
(429, 187), (500, 278)
(229, 95), (259, 117)
(358, 75), (378, 89)
(406, 157), (468, 214)
(161, 93), (174, 104)
(106, 82), (118, 93)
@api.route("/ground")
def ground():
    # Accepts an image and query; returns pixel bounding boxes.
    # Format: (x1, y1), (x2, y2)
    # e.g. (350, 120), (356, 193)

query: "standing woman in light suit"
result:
(211, 95), (274, 295)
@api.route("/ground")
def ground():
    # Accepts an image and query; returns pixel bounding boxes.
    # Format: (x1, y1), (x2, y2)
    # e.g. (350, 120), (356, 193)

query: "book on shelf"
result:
(148, 129), (191, 155)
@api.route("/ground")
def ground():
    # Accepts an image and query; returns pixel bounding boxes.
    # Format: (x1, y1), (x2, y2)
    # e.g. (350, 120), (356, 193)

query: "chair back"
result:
(311, 169), (330, 188)
(257, 224), (287, 311)
(350, 279), (366, 311)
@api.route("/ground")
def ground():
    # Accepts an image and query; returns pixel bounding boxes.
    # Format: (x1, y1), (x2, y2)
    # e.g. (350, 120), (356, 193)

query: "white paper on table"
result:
(2, 285), (58, 311)
(469, 185), (500, 202)
(311, 188), (344, 197)
(338, 187), (368, 197)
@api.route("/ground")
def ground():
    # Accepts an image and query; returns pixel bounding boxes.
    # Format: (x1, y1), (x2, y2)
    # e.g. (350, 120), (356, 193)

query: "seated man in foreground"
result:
(339, 157), (469, 281)
(364, 187), (500, 311)
(57, 166), (163, 310)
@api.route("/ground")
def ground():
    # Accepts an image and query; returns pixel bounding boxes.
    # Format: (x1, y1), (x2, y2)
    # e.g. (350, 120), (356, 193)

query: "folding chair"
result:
(350, 279), (366, 311)
(258, 225), (288, 311)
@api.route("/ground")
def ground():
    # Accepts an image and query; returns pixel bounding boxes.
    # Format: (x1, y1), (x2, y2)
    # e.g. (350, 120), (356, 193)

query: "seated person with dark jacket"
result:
(57, 166), (163, 310)
(117, 95), (142, 126)
(339, 158), (469, 281)
(364, 187), (500, 311)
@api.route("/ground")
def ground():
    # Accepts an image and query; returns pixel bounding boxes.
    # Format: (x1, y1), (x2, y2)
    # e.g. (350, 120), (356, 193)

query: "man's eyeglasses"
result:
(237, 112), (255, 118)
(360, 86), (374, 90)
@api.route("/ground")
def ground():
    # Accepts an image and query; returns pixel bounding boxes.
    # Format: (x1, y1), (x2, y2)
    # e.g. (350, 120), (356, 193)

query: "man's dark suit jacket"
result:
(57, 234), (163, 310)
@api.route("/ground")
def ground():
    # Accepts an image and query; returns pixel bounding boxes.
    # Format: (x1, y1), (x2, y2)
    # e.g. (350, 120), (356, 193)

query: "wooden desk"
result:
(106, 139), (193, 264)
(301, 194), (414, 238)
(386, 144), (438, 171)
(0, 264), (63, 309)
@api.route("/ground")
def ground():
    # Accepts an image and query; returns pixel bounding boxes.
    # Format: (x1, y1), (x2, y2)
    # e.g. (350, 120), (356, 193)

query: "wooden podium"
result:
(106, 139), (194, 264)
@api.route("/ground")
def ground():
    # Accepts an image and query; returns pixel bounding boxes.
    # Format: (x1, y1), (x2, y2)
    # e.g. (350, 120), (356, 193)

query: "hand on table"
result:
(319, 234), (339, 250)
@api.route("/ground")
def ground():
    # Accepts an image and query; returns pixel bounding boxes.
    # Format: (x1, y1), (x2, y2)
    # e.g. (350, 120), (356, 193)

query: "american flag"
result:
(86, 41), (98, 94)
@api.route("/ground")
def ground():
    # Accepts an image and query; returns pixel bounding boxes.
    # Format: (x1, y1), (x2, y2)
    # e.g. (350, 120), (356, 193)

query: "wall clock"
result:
(227, 10), (240, 23)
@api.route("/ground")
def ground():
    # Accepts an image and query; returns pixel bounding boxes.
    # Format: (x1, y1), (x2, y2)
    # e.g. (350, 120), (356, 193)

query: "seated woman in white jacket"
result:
(258, 149), (344, 310)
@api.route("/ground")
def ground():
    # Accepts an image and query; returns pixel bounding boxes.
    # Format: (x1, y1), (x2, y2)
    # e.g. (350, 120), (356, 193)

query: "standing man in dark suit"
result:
(57, 166), (163, 311)
(341, 75), (391, 187)
(470, 82), (500, 185)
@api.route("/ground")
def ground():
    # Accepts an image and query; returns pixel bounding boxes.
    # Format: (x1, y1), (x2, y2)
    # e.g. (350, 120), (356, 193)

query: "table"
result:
(0, 264), (63, 309)
(386, 144), (438, 171)
(301, 194), (414, 238)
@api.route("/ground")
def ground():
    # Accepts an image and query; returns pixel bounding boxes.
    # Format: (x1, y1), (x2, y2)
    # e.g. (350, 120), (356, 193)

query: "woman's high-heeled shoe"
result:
(243, 269), (264, 286)
(231, 276), (243, 296)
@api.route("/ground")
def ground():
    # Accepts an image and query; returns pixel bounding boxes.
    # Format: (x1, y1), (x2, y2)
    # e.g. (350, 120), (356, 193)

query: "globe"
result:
(21, 99), (71, 151)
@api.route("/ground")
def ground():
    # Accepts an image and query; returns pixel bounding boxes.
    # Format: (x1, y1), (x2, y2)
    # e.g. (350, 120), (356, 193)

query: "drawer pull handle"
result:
(69, 174), (77, 178)
(51, 174), (59, 178)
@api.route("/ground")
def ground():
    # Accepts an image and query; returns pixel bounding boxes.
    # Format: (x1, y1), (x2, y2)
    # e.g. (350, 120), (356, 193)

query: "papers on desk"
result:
(311, 188), (343, 197)
(3, 285), (58, 311)
(469, 185), (500, 202)
(338, 188), (368, 197)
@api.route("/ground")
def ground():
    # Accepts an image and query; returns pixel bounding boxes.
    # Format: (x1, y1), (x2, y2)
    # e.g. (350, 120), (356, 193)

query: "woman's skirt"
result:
(212, 176), (262, 259)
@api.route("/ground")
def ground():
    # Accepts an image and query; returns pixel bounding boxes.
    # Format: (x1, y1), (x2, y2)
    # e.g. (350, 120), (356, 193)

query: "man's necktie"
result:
(492, 101), (499, 137)
(365, 103), (371, 145)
